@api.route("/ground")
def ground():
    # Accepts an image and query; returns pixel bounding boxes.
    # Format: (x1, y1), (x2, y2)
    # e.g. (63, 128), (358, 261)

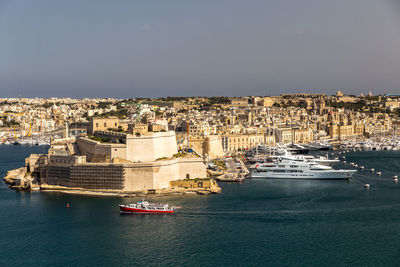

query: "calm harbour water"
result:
(1, 145), (400, 266)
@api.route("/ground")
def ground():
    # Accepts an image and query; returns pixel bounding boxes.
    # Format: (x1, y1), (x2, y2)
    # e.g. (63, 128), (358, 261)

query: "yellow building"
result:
(230, 98), (248, 107)
(258, 97), (275, 107)
(88, 117), (128, 134)
(338, 125), (354, 140)
(353, 123), (364, 136)
(385, 99), (400, 111)
(275, 127), (293, 144)
(293, 129), (313, 143)
(222, 134), (265, 152)
(328, 124), (360, 140)
(328, 124), (339, 139)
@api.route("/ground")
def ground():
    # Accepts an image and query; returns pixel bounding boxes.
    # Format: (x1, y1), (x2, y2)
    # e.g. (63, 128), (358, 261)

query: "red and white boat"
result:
(119, 201), (175, 214)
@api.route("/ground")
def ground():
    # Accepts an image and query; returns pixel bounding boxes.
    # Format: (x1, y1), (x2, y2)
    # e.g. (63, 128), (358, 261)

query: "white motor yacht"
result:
(251, 159), (356, 180)
(279, 151), (340, 166)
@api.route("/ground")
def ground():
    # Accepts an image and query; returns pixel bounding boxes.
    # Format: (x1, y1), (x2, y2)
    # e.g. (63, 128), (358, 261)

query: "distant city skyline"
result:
(1, 0), (400, 98)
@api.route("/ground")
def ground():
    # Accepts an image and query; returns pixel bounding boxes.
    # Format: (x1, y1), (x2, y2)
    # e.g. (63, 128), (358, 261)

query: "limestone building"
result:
(88, 117), (129, 134)
(35, 130), (207, 192)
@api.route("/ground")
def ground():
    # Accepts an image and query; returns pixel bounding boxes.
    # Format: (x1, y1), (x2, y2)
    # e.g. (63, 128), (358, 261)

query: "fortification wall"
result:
(170, 179), (213, 189)
(205, 135), (224, 159)
(189, 137), (206, 157)
(153, 132), (178, 160)
(122, 158), (206, 191)
(70, 164), (125, 190)
(42, 155), (207, 192)
(189, 136), (224, 159)
(123, 165), (154, 191)
(178, 158), (207, 179)
(45, 165), (71, 186)
(123, 159), (180, 191)
(76, 137), (126, 162)
(45, 163), (125, 190)
(125, 131), (177, 162)
(152, 160), (180, 189)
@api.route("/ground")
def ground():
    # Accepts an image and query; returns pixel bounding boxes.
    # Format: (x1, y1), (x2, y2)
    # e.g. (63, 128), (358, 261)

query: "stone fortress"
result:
(28, 119), (212, 193)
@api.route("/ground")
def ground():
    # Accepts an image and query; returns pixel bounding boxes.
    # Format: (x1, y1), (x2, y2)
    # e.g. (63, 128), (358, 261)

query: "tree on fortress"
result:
(328, 100), (367, 111)
(273, 102), (281, 107)
(41, 102), (55, 108)
(209, 97), (230, 104)
(97, 109), (128, 119)
(158, 96), (187, 101)
(97, 101), (114, 109)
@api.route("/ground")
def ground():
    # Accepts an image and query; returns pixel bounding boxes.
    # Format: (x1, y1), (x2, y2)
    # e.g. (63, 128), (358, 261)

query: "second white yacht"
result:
(280, 152), (340, 167)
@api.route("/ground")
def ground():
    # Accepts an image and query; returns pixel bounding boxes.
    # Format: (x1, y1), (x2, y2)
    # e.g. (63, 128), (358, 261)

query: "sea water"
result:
(1, 145), (400, 266)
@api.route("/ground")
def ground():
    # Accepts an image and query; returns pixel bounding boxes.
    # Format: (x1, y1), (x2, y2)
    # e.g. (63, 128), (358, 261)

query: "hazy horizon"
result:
(1, 0), (400, 98)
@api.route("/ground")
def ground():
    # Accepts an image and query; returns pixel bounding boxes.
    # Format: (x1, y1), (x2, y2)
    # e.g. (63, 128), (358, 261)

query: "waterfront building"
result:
(275, 127), (293, 144)
(29, 129), (207, 192)
(221, 133), (271, 152)
(293, 128), (313, 143)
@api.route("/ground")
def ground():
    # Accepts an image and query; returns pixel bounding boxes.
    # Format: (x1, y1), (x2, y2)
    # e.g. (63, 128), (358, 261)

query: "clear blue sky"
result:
(1, 0), (400, 98)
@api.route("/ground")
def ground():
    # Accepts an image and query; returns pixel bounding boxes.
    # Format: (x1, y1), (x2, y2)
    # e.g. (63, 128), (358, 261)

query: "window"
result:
(96, 123), (99, 127)
(115, 123), (117, 127)
(104, 123), (107, 127)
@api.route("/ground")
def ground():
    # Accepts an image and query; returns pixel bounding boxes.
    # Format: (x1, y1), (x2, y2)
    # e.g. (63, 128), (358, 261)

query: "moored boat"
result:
(251, 159), (356, 180)
(119, 200), (175, 214)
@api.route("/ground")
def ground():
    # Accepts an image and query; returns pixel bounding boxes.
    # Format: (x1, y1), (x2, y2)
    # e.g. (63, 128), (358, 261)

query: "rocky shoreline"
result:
(3, 167), (40, 191)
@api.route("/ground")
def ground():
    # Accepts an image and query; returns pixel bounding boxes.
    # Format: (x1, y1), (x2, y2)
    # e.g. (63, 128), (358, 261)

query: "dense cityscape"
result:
(1, 91), (400, 195)
(1, 91), (400, 147)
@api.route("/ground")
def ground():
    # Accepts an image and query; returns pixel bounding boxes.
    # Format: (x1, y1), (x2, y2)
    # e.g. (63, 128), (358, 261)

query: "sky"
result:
(0, 0), (400, 98)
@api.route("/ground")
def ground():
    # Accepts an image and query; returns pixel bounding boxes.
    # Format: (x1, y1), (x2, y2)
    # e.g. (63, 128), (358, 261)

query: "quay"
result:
(216, 158), (249, 182)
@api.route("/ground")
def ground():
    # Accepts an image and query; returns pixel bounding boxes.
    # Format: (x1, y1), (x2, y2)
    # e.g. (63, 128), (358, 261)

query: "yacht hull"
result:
(251, 170), (356, 180)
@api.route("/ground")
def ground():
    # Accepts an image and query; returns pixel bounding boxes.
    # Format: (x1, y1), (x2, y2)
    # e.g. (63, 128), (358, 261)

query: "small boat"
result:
(119, 200), (175, 214)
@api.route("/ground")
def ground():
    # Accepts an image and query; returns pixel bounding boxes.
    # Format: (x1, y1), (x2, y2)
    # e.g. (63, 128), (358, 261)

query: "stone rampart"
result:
(42, 157), (207, 192)
(125, 131), (178, 162)
(76, 137), (126, 162)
